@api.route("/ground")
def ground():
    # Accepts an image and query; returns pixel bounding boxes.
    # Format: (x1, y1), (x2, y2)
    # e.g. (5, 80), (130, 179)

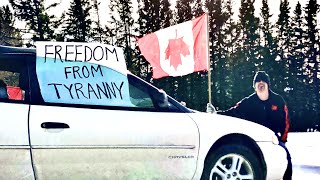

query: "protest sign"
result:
(36, 42), (133, 107)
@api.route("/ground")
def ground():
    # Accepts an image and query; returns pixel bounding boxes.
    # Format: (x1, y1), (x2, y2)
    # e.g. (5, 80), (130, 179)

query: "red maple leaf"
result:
(165, 34), (190, 70)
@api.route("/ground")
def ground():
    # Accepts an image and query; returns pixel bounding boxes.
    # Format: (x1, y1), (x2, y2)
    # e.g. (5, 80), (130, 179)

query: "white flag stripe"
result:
(155, 20), (195, 76)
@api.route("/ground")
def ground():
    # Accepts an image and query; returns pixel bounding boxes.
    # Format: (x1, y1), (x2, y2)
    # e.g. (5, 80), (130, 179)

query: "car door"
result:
(29, 59), (199, 180)
(0, 53), (35, 180)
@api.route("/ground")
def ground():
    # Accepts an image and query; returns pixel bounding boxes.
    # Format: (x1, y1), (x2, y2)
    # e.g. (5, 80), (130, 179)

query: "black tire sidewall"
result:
(201, 144), (264, 180)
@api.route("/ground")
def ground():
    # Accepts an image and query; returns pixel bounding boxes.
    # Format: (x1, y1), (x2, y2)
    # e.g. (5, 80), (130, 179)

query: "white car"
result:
(0, 45), (287, 180)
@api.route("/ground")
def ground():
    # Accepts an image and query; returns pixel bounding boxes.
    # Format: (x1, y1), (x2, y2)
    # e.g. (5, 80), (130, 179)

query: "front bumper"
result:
(257, 142), (288, 180)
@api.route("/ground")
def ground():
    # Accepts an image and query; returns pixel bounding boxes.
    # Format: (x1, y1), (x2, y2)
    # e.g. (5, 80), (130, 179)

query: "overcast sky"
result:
(0, 0), (317, 29)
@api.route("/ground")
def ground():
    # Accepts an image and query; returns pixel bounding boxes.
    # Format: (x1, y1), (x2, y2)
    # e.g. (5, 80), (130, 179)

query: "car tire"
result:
(200, 143), (264, 180)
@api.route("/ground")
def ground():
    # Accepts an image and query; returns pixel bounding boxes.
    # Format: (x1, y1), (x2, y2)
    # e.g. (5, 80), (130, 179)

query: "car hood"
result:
(187, 112), (276, 142)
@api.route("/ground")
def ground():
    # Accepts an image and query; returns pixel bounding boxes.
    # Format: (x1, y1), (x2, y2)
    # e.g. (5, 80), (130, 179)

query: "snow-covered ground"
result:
(286, 132), (320, 179)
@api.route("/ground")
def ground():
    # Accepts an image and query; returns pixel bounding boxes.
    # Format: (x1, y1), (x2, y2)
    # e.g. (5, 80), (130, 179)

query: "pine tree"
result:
(275, 0), (291, 94)
(290, 1), (305, 82)
(304, 0), (320, 128)
(259, 0), (282, 94)
(176, 0), (193, 23)
(62, 0), (92, 42)
(285, 1), (310, 131)
(160, 0), (173, 29)
(260, 0), (277, 69)
(239, 0), (260, 63)
(223, 0), (238, 55)
(92, 0), (103, 42)
(221, 0), (240, 109)
(108, 0), (135, 69)
(134, 0), (163, 81)
(234, 0), (260, 100)
(193, 0), (204, 17)
(9, 0), (58, 44)
(277, 0), (291, 57)
(205, 0), (226, 109)
(0, 5), (22, 46)
(134, 0), (150, 79)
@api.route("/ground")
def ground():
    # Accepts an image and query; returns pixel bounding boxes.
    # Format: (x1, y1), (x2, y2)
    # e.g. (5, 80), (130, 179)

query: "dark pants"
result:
(279, 142), (292, 180)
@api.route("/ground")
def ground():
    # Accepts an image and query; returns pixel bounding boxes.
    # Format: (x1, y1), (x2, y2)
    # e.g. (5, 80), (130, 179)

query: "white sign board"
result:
(36, 41), (127, 74)
(36, 41), (133, 106)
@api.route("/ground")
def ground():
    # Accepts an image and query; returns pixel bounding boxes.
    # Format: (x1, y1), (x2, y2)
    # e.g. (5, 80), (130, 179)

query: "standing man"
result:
(215, 71), (292, 180)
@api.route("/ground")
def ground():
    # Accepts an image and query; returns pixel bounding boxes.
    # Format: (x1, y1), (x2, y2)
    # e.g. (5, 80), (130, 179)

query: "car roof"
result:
(0, 45), (36, 55)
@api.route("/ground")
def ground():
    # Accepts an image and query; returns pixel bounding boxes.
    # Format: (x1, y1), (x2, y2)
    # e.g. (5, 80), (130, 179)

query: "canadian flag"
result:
(137, 13), (209, 79)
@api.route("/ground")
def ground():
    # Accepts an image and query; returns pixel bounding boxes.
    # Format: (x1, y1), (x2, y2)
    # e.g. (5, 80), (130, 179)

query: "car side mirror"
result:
(154, 89), (169, 109)
(206, 103), (217, 113)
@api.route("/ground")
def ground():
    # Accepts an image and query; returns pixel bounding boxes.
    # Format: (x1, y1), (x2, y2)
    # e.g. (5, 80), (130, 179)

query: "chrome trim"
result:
(0, 145), (30, 149)
(32, 145), (196, 149)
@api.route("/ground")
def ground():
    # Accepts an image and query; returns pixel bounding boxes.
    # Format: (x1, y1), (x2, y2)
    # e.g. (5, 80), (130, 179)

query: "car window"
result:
(34, 56), (158, 109)
(0, 54), (29, 103)
(30, 56), (191, 112)
(128, 82), (154, 108)
(31, 42), (192, 112)
(36, 59), (132, 107)
(127, 74), (187, 112)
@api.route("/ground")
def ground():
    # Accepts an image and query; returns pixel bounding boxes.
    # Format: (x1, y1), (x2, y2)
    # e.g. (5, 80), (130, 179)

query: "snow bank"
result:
(286, 132), (320, 167)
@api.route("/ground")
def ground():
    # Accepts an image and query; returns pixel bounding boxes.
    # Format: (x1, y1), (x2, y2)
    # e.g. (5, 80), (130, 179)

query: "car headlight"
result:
(272, 134), (279, 145)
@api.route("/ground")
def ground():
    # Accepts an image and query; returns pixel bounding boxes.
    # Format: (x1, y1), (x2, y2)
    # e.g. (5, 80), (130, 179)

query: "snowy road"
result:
(286, 132), (320, 179)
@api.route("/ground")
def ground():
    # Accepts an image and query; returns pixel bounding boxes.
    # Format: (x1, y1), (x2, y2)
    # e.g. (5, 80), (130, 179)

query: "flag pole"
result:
(206, 13), (212, 104)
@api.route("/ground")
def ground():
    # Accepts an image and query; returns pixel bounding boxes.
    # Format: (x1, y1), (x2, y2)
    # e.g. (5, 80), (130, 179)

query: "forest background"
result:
(0, 0), (319, 132)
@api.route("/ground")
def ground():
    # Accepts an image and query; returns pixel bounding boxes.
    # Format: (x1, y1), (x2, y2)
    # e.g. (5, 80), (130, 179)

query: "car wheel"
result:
(201, 144), (264, 180)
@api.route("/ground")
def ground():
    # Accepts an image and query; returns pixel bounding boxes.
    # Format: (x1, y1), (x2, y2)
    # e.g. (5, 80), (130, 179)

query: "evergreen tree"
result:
(275, 0), (291, 94)
(234, 0), (260, 101)
(134, 0), (151, 79)
(205, 0), (227, 109)
(107, 0), (135, 69)
(0, 5), (22, 46)
(239, 0), (260, 63)
(259, 0), (282, 96)
(176, 0), (193, 23)
(160, 0), (173, 29)
(304, 0), (320, 128)
(286, 1), (309, 131)
(260, 0), (277, 69)
(9, 0), (58, 43)
(193, 0), (204, 17)
(62, 0), (93, 42)
(290, 1), (305, 82)
(223, 0), (238, 55)
(276, 0), (291, 57)
(221, 0), (240, 109)
(92, 0), (103, 42)
(134, 0), (163, 81)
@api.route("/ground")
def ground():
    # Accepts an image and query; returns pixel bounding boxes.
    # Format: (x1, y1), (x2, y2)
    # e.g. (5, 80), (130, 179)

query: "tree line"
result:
(1, 0), (319, 132)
